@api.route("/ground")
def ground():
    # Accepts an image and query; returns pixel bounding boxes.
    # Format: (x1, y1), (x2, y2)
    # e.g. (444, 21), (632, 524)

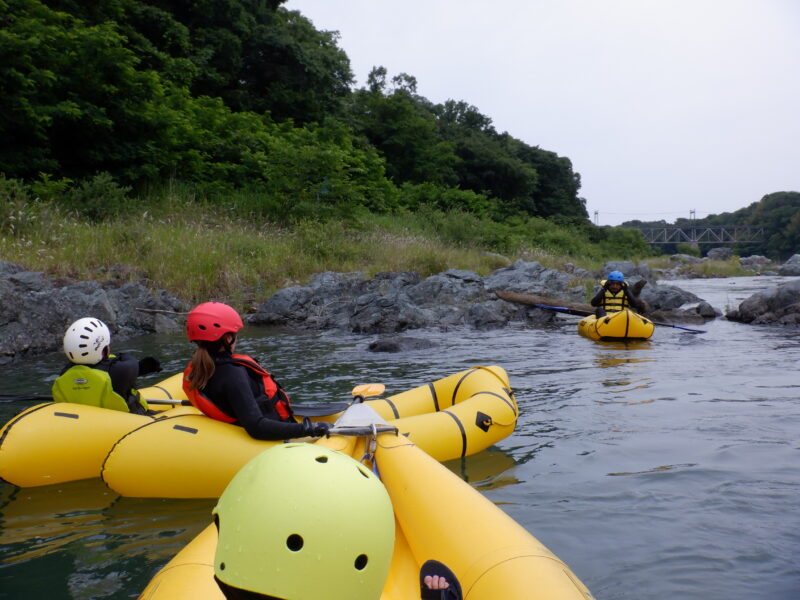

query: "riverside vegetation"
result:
(0, 176), (650, 310)
(1, 1), (794, 312)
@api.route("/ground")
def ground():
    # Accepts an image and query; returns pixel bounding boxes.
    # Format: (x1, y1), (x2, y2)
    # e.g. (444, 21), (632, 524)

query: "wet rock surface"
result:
(726, 278), (800, 325)
(0, 261), (185, 364)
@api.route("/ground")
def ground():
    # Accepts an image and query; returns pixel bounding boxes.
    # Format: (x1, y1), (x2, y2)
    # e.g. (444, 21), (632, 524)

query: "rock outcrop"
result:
(777, 254), (800, 276)
(249, 261), (586, 334)
(0, 261), (185, 364)
(725, 279), (800, 325)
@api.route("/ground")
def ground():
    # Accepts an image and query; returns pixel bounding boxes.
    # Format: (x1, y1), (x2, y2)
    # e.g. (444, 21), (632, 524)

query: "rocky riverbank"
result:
(3, 257), (799, 364)
(0, 261), (185, 365)
(247, 260), (709, 332)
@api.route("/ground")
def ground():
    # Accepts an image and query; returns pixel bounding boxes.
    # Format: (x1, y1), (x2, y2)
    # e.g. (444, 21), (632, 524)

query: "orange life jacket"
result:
(182, 354), (292, 423)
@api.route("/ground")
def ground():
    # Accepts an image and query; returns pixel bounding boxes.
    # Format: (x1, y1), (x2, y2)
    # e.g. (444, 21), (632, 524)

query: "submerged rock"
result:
(367, 336), (439, 353)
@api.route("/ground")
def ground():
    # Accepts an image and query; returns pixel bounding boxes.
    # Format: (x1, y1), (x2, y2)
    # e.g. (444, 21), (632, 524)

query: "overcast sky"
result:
(285, 0), (800, 225)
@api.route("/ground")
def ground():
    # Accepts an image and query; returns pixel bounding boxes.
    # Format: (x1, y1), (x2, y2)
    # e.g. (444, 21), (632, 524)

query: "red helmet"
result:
(186, 302), (243, 342)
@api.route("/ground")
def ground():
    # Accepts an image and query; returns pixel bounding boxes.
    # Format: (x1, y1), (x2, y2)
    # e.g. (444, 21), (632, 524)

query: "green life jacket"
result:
(51, 363), (148, 413)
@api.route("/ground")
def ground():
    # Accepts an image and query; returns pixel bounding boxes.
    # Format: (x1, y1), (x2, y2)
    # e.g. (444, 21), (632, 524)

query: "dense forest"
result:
(0, 0), (589, 224)
(2, 0), (794, 271)
(623, 191), (800, 260)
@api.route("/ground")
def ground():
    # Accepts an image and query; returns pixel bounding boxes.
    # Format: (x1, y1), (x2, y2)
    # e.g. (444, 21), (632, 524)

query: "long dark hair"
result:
(187, 333), (235, 391)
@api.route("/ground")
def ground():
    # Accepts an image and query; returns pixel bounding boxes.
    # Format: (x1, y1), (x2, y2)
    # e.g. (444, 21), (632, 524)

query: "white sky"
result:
(285, 0), (800, 225)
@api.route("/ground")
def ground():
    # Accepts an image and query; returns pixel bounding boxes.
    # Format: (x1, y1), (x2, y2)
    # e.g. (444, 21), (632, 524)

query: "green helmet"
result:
(213, 443), (395, 600)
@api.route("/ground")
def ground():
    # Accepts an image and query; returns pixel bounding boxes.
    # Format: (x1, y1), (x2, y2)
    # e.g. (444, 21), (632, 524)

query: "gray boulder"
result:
(639, 283), (702, 311)
(778, 254), (800, 276)
(726, 279), (800, 325)
(739, 255), (772, 271)
(669, 254), (702, 264)
(484, 260), (582, 299)
(350, 289), (431, 333)
(706, 247), (733, 260)
(600, 261), (654, 280)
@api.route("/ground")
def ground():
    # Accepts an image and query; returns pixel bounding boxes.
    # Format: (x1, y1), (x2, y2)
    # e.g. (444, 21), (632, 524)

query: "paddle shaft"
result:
(534, 304), (706, 334)
(0, 394), (189, 405)
(0, 394), (353, 416)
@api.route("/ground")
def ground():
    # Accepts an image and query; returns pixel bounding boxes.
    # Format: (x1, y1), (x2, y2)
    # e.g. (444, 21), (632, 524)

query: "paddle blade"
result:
(351, 383), (385, 399)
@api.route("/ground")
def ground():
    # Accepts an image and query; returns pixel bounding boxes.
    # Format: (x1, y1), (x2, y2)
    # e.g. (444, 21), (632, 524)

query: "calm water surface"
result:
(1, 276), (799, 599)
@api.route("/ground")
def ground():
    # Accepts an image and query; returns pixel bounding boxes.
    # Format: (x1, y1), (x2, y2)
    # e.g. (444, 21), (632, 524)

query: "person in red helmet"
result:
(183, 302), (330, 440)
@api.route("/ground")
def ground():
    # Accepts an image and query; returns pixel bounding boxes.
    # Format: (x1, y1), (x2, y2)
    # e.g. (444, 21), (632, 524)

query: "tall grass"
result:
(0, 185), (655, 310)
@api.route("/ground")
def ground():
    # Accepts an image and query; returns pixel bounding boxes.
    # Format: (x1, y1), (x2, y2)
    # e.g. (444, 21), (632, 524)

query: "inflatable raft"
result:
(577, 308), (654, 341)
(139, 432), (594, 600)
(0, 366), (518, 497)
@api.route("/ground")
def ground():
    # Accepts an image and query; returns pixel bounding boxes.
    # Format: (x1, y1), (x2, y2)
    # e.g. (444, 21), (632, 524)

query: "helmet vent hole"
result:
(357, 466), (370, 478)
(219, 561), (225, 571)
(198, 324), (206, 330)
(315, 456), (328, 463)
(354, 554), (368, 570)
(213, 323), (221, 328)
(286, 534), (304, 551)
(80, 335), (89, 340)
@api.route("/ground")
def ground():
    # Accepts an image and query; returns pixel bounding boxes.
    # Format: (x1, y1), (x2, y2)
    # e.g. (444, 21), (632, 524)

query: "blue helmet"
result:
(607, 270), (625, 282)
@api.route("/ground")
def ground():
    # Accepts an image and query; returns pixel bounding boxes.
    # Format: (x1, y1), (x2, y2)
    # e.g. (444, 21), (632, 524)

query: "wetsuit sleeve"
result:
(625, 289), (645, 311)
(590, 288), (605, 307)
(107, 353), (145, 414)
(220, 366), (307, 441)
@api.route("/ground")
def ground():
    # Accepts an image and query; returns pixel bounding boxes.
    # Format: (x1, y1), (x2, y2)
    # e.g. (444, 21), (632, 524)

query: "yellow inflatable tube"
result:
(0, 367), (516, 492)
(578, 308), (654, 341)
(0, 374), (190, 487)
(103, 366), (517, 498)
(139, 434), (593, 600)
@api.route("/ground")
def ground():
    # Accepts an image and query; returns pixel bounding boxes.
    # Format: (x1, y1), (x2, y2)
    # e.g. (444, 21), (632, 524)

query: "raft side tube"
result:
(375, 434), (594, 600)
(0, 402), (149, 487)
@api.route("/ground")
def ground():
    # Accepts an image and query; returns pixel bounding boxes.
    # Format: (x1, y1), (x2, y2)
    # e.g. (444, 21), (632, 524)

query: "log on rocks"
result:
(494, 290), (593, 313)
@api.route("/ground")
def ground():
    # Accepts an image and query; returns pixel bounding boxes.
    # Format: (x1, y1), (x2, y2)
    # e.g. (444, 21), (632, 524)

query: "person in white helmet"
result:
(52, 317), (162, 415)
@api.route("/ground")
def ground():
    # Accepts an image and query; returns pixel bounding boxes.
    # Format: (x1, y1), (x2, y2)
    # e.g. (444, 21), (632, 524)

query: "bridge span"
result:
(631, 226), (763, 245)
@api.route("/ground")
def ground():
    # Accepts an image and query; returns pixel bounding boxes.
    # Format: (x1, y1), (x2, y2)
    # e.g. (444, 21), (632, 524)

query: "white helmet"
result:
(63, 317), (111, 364)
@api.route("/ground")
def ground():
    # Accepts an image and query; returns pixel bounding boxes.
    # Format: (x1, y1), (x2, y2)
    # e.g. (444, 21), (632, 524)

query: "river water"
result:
(1, 276), (799, 599)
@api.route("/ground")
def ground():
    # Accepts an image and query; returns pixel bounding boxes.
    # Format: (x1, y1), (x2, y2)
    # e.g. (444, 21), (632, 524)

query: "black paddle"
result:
(533, 304), (707, 334)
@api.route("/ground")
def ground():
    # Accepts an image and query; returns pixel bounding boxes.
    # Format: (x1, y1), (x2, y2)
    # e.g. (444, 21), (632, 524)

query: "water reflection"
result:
(1, 480), (117, 563)
(1, 479), (213, 565)
(442, 447), (520, 491)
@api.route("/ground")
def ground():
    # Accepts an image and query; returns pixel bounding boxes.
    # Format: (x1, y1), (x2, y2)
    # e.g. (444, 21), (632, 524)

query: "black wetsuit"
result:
(59, 353), (148, 415)
(202, 352), (306, 440)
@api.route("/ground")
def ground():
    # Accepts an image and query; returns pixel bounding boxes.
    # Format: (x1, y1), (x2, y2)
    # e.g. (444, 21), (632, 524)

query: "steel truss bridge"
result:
(633, 226), (763, 245)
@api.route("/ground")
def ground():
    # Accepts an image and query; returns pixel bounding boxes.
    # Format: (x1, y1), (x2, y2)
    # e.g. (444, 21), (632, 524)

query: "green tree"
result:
(0, 0), (166, 179)
(346, 68), (459, 186)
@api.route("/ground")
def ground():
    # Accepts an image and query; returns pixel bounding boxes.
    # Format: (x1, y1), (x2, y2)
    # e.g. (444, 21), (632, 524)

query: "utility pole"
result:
(593, 210), (599, 226)
(689, 209), (697, 246)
